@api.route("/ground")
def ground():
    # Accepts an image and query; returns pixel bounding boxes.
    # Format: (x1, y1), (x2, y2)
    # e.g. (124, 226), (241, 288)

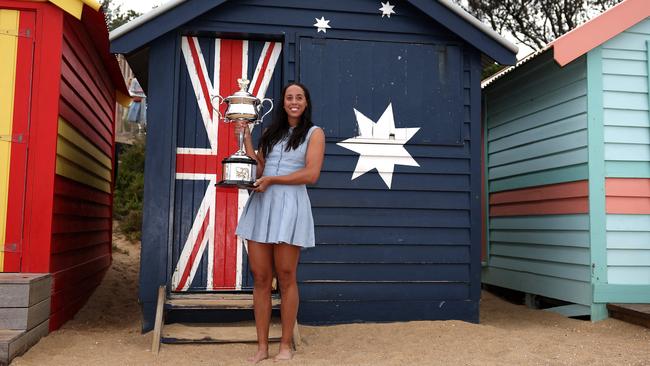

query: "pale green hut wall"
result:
(599, 18), (650, 294)
(485, 52), (589, 193)
(482, 51), (592, 313)
(602, 19), (650, 178)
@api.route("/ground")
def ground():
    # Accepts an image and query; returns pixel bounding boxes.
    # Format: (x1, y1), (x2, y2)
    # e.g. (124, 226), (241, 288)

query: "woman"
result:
(235, 82), (325, 363)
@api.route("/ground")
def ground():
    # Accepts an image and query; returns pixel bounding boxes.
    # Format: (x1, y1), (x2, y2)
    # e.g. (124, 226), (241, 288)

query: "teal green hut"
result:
(482, 0), (650, 320)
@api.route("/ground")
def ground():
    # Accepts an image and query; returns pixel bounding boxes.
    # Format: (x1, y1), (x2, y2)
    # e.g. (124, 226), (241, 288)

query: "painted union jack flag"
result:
(171, 36), (282, 292)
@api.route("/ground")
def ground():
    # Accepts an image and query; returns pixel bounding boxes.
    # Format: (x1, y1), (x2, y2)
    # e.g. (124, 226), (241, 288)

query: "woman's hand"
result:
(253, 176), (274, 192)
(233, 121), (251, 141)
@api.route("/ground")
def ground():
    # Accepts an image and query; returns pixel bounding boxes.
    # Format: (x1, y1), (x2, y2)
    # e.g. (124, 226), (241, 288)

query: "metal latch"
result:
(0, 28), (32, 38)
(0, 133), (24, 143)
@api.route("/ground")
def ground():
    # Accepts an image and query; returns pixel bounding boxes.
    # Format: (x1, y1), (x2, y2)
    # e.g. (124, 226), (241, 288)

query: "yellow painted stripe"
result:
(57, 136), (112, 181)
(26, 0), (102, 18)
(58, 118), (111, 169)
(56, 157), (111, 193)
(0, 10), (20, 272)
(48, 0), (84, 19)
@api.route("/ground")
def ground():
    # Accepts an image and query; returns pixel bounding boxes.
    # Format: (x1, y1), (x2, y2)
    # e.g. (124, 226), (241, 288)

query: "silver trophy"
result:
(213, 78), (273, 188)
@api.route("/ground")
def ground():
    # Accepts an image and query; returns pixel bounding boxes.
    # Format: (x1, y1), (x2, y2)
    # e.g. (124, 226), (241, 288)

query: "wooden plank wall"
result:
(600, 19), (650, 290)
(50, 14), (115, 330)
(138, 0), (486, 328)
(482, 51), (592, 308)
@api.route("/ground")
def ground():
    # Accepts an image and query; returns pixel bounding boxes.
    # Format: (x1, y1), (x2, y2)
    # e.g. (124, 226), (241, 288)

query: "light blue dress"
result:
(236, 126), (320, 248)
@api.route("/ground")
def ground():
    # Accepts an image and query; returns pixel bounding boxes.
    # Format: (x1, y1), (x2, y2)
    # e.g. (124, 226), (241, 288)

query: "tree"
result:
(101, 0), (141, 31)
(456, 0), (623, 51)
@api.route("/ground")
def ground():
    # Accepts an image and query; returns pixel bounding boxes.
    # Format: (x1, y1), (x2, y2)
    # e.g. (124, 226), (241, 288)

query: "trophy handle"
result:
(211, 94), (225, 121)
(259, 98), (274, 123)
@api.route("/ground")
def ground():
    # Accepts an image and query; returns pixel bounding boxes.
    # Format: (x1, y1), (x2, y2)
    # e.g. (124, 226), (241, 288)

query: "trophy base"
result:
(216, 180), (257, 189)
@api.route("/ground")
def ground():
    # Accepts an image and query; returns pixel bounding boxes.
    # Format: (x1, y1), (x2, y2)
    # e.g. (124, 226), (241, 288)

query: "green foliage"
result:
(101, 0), (142, 31)
(483, 63), (507, 79)
(114, 137), (145, 241)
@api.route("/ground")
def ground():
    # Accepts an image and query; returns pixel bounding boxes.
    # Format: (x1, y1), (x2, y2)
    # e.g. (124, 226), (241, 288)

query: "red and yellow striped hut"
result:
(0, 0), (128, 330)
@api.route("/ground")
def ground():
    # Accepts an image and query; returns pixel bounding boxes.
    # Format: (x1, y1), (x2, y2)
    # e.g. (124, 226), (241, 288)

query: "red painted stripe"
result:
(490, 198), (589, 216)
(213, 40), (244, 288)
(175, 154), (219, 175)
(606, 178), (650, 197)
(54, 176), (111, 205)
(4, 10), (36, 272)
(605, 178), (650, 214)
(251, 43), (275, 97)
(224, 190), (238, 287)
(51, 230), (110, 254)
(490, 180), (588, 204)
(607, 197), (650, 214)
(489, 181), (589, 217)
(176, 211), (211, 291)
(188, 38), (213, 121)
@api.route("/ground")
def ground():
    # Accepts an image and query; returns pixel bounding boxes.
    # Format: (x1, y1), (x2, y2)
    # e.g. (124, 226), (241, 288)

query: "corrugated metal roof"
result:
(481, 47), (551, 89)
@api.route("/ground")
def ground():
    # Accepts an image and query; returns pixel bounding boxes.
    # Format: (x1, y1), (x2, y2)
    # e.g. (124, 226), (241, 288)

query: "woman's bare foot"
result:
(273, 345), (293, 362)
(248, 349), (269, 364)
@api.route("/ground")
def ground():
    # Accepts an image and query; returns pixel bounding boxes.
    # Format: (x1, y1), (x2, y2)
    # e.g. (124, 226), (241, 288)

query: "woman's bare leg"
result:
(273, 243), (301, 361)
(247, 241), (274, 363)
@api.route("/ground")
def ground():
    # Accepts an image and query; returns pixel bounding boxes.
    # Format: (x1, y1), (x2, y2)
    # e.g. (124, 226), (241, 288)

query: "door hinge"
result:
(0, 133), (25, 143)
(3, 242), (19, 253)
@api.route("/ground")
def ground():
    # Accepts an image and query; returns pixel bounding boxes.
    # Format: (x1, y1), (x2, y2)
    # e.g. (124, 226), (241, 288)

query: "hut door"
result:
(170, 37), (283, 292)
(0, 10), (34, 272)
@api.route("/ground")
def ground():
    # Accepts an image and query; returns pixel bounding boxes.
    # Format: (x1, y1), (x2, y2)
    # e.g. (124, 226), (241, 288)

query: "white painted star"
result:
(313, 16), (331, 33)
(379, 2), (396, 18)
(337, 103), (420, 189)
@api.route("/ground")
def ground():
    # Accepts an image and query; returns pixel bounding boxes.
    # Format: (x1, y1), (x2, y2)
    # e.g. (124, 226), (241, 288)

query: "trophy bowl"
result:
(214, 78), (273, 189)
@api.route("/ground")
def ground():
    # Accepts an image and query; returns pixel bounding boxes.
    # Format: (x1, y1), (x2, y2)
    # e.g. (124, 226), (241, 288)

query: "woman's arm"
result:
(254, 128), (325, 191)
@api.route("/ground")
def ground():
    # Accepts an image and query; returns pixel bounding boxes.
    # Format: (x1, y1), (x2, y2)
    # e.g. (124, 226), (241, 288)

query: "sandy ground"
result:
(11, 233), (650, 366)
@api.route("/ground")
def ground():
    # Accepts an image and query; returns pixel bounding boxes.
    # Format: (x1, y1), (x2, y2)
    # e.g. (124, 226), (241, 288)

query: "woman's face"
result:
(283, 85), (307, 125)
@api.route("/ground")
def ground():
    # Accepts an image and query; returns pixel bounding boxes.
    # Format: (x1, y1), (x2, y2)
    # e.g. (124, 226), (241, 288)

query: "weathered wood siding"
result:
(51, 14), (114, 330)
(483, 50), (591, 310)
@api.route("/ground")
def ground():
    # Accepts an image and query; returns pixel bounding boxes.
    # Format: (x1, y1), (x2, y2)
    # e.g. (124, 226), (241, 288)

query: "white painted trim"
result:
(171, 182), (215, 291)
(176, 147), (217, 155)
(248, 42), (270, 95)
(255, 42), (283, 99)
(175, 173), (217, 180)
(181, 36), (218, 152)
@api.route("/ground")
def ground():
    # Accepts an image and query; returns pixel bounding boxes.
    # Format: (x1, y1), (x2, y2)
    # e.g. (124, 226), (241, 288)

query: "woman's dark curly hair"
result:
(258, 82), (313, 158)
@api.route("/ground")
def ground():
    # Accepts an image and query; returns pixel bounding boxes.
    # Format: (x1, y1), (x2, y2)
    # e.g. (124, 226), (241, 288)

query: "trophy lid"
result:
(227, 78), (258, 100)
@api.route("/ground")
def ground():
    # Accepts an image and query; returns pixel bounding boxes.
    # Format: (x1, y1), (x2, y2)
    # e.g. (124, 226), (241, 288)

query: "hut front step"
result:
(161, 321), (282, 344)
(607, 304), (650, 329)
(0, 322), (49, 366)
(152, 287), (300, 353)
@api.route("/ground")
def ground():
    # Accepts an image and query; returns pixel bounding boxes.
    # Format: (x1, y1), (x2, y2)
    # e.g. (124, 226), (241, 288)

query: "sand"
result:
(11, 232), (650, 366)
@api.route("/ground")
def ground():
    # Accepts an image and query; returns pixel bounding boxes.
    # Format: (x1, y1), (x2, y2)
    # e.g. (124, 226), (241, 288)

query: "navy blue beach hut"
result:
(110, 0), (516, 331)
